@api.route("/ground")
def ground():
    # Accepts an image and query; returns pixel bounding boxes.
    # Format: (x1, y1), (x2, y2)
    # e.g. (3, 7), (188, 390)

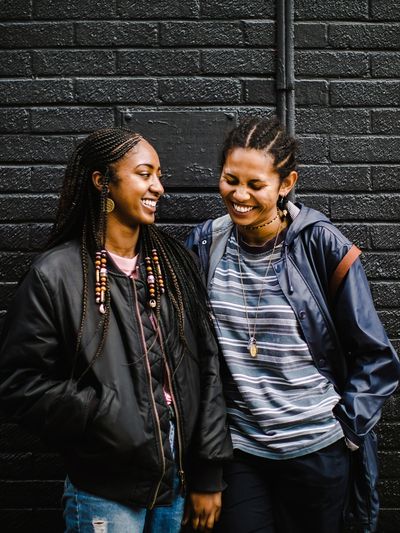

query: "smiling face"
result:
(106, 138), (164, 229)
(219, 147), (294, 229)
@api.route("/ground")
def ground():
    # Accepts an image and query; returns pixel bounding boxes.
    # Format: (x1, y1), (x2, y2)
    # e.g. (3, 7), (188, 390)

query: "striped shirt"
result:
(209, 229), (344, 459)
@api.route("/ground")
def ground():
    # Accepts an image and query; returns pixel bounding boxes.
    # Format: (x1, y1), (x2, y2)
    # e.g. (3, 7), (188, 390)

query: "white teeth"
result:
(142, 199), (156, 207)
(233, 203), (254, 213)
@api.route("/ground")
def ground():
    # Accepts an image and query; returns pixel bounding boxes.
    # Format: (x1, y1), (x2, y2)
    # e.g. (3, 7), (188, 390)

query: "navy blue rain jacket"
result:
(186, 203), (400, 532)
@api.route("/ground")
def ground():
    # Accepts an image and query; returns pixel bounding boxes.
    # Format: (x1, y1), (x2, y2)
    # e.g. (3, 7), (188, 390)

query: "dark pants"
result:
(215, 439), (350, 533)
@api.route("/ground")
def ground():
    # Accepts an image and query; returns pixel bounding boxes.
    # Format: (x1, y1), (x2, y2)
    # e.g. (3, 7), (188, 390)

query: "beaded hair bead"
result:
(95, 249), (107, 314)
(152, 248), (165, 294)
(145, 255), (157, 308)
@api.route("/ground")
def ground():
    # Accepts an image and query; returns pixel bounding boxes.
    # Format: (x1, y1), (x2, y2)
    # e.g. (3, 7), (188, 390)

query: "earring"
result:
(277, 195), (288, 219)
(106, 197), (115, 213)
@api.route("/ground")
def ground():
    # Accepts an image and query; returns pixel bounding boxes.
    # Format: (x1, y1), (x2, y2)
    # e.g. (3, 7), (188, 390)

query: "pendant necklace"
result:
(236, 220), (282, 358)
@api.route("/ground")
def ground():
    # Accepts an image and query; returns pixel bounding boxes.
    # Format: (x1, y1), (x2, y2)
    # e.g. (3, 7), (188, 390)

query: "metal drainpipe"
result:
(276, 0), (296, 200)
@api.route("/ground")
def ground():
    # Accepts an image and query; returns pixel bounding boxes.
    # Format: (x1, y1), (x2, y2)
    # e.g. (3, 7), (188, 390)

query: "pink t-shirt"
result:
(108, 250), (172, 406)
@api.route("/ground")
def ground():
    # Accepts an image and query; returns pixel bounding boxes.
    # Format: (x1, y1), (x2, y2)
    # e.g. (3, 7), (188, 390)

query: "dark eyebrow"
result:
(136, 163), (161, 172)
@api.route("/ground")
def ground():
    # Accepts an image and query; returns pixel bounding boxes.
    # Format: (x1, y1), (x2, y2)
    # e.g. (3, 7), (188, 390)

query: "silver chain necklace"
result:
(236, 222), (282, 358)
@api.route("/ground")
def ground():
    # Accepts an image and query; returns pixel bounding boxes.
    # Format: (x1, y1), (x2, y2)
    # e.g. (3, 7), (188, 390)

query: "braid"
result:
(142, 225), (213, 347)
(47, 128), (142, 380)
(222, 115), (298, 180)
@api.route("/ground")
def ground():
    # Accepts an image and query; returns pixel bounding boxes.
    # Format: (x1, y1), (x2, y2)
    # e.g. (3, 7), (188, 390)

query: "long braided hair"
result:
(221, 115), (298, 183)
(48, 128), (212, 380)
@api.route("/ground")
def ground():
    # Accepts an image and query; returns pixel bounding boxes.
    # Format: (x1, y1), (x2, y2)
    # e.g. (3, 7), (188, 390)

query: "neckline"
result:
(236, 227), (288, 255)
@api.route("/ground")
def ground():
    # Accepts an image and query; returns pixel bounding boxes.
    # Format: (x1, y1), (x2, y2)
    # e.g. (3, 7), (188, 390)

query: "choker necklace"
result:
(236, 221), (282, 358)
(241, 210), (279, 231)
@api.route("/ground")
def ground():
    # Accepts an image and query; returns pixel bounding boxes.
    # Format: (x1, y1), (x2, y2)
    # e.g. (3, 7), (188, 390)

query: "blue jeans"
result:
(63, 423), (185, 533)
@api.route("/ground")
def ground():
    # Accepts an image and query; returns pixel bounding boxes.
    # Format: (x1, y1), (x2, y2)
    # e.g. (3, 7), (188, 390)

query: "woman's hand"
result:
(182, 491), (222, 531)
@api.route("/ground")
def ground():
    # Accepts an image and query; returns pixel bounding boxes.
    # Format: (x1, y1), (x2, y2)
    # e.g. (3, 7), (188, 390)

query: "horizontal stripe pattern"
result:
(210, 231), (343, 459)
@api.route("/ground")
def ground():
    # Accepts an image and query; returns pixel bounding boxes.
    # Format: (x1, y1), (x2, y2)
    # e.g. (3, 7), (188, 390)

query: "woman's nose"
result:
(232, 185), (250, 201)
(150, 176), (164, 195)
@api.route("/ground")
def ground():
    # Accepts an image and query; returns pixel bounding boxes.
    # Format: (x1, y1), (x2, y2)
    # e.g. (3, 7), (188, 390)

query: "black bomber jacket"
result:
(0, 240), (233, 508)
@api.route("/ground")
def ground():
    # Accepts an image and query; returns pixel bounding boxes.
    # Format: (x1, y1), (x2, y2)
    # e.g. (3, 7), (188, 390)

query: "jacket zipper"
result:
(155, 320), (186, 494)
(132, 280), (165, 510)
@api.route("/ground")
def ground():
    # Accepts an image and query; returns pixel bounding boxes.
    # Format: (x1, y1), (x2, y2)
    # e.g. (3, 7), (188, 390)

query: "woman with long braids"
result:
(186, 116), (399, 533)
(0, 128), (232, 532)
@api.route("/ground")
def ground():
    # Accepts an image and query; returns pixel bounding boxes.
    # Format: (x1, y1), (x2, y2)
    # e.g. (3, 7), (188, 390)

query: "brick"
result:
(76, 22), (158, 47)
(381, 394), (400, 423)
(31, 107), (115, 133)
(118, 0), (199, 18)
(0, 283), (18, 307)
(329, 23), (400, 49)
(379, 510), (400, 532)
(295, 194), (330, 216)
(361, 253), (400, 280)
(159, 223), (194, 243)
(157, 193), (224, 221)
(331, 82), (400, 107)
(201, 0), (274, 18)
(295, 23), (327, 48)
(331, 136), (400, 163)
(202, 50), (275, 75)
(33, 50), (116, 76)
(118, 50), (200, 76)
(0, 0), (31, 20)
(244, 80), (276, 104)
(0, 51), (31, 76)
(34, 0), (116, 18)
(371, 53), (400, 78)
(371, 1), (400, 20)
(379, 479), (400, 508)
(0, 194), (58, 222)
(380, 451), (400, 478)
(297, 165), (371, 191)
(331, 195), (400, 221)
(295, 0), (369, 20)
(372, 110), (400, 135)
(160, 22), (243, 47)
(297, 136), (329, 164)
(296, 51), (369, 77)
(0, 480), (63, 507)
(0, 510), (63, 533)
(380, 310), (400, 338)
(0, 253), (35, 282)
(296, 109), (370, 134)
(159, 78), (241, 104)
(335, 224), (369, 249)
(0, 136), (74, 164)
(0, 80), (74, 105)
(29, 223), (52, 250)
(76, 79), (158, 104)
(0, 109), (29, 133)
(31, 167), (64, 192)
(0, 22), (74, 48)
(243, 21), (275, 47)
(296, 81), (328, 106)
(370, 224), (400, 250)
(0, 168), (30, 192)
(372, 166), (400, 191)
(0, 452), (32, 479)
(0, 225), (31, 249)
(371, 282), (400, 308)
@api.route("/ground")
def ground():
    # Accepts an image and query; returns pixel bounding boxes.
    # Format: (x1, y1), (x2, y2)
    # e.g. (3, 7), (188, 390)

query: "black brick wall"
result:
(0, 1), (399, 531)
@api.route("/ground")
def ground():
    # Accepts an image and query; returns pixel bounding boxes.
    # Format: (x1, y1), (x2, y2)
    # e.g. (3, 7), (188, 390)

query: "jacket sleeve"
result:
(187, 329), (233, 493)
(0, 266), (98, 446)
(331, 254), (400, 445)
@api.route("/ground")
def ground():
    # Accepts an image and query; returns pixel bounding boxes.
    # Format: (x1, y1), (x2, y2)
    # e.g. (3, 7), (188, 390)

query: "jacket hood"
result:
(285, 202), (332, 247)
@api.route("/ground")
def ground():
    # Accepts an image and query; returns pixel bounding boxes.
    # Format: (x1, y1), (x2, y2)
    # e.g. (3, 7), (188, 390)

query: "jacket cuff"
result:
(187, 459), (226, 493)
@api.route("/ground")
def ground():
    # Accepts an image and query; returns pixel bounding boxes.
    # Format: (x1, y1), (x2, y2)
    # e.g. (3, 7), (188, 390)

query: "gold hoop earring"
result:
(106, 197), (115, 213)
